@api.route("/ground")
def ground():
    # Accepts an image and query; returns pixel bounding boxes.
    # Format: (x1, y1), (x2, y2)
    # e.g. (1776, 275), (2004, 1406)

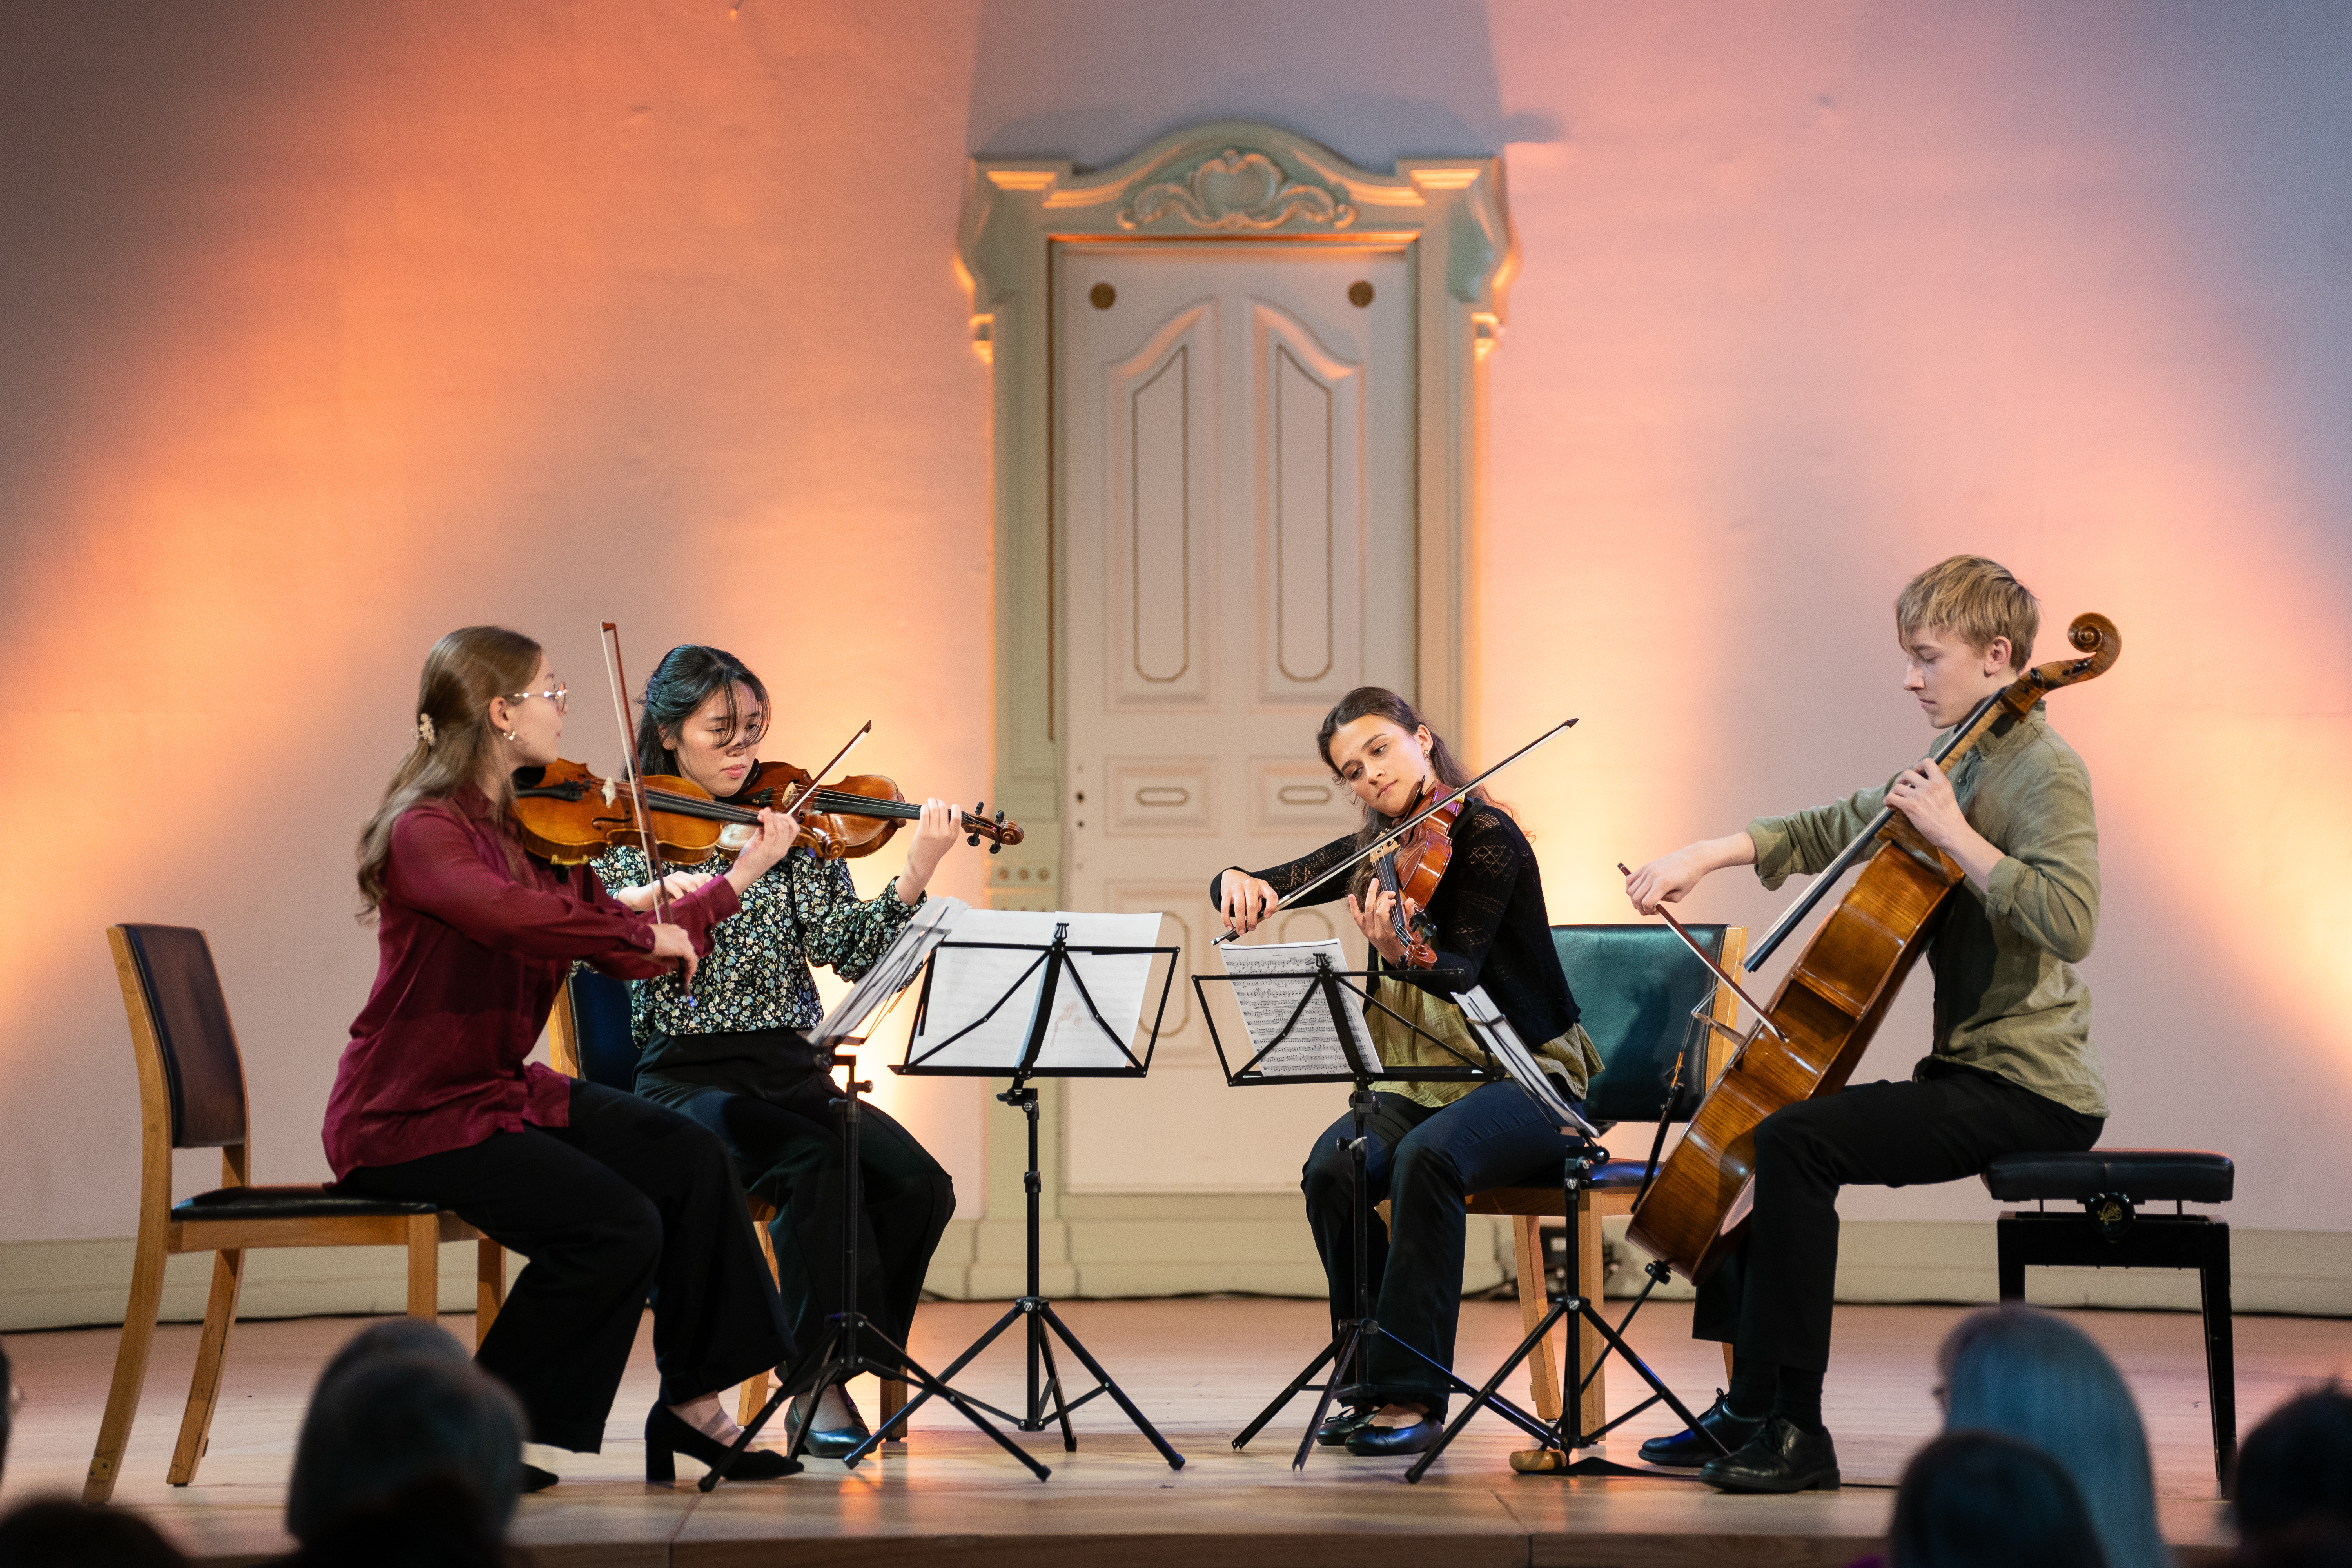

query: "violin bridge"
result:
(600, 777), (617, 807)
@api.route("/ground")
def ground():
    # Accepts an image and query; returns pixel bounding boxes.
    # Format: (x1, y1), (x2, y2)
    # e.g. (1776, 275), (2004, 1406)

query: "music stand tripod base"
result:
(860, 1076), (1183, 1470)
(875, 918), (1185, 1471)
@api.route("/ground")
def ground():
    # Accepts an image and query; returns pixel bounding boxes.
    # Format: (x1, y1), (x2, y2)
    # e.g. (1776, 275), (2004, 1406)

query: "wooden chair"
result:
(85, 925), (505, 1504)
(544, 970), (908, 1435)
(1463, 925), (1745, 1435)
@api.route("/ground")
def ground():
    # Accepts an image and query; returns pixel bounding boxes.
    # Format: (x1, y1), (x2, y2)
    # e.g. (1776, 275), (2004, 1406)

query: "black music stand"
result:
(1397, 987), (1725, 1484)
(1199, 946), (1563, 1471)
(871, 913), (1186, 1470)
(702, 900), (1051, 1486)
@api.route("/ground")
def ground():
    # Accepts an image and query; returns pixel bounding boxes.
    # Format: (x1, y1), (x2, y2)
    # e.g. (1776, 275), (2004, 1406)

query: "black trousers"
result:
(1301, 1081), (1584, 1413)
(1691, 1059), (2103, 1372)
(659, 1074), (954, 1379)
(339, 1080), (790, 1452)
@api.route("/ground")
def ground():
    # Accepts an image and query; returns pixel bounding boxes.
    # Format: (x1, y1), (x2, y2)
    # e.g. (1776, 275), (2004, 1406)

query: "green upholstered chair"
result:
(1461, 923), (1744, 1433)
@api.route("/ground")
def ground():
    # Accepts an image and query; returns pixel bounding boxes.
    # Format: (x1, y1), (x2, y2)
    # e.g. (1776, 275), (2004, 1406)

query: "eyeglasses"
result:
(510, 680), (570, 714)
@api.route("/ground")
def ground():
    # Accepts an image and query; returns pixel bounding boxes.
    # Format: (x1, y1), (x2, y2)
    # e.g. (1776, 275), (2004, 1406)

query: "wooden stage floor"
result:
(5, 1297), (2346, 1566)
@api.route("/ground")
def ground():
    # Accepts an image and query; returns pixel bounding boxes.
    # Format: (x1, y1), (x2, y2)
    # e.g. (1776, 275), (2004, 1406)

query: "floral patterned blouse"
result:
(590, 842), (921, 1061)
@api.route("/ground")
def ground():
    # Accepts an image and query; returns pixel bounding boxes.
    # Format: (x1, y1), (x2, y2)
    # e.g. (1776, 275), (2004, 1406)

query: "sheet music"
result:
(907, 909), (1167, 1072)
(813, 895), (968, 1045)
(1454, 986), (1599, 1136)
(1216, 938), (1376, 1079)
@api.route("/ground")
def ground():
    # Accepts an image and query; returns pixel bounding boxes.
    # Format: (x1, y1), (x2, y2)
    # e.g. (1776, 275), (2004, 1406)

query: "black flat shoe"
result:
(1345, 1415), (1445, 1457)
(644, 1403), (804, 1483)
(1315, 1406), (1377, 1446)
(784, 1388), (873, 1460)
(519, 1463), (560, 1494)
(1698, 1416), (1840, 1494)
(1637, 1393), (1765, 1468)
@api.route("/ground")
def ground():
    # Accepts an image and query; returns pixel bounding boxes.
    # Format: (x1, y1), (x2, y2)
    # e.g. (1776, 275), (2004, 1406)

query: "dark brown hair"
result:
(355, 627), (543, 918)
(1314, 686), (1497, 898)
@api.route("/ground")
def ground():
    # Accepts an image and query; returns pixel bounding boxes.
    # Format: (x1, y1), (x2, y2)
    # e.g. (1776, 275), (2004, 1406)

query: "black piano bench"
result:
(1982, 1148), (2237, 1489)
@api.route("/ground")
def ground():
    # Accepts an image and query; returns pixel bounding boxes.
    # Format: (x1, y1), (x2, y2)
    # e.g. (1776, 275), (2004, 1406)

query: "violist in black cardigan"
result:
(1210, 687), (1603, 1457)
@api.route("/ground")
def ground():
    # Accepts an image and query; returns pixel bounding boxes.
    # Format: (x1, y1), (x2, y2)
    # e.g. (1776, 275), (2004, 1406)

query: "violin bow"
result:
(1211, 716), (1579, 946)
(776, 721), (873, 817)
(599, 622), (691, 1002)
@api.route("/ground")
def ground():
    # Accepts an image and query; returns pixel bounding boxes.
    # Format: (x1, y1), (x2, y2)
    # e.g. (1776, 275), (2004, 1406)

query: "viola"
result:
(510, 759), (1024, 866)
(1624, 613), (2122, 1284)
(1370, 781), (1464, 967)
(508, 759), (745, 866)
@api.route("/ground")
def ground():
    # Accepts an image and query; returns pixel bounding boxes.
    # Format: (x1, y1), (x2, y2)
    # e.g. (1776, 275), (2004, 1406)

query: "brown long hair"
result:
(355, 627), (543, 919)
(1314, 686), (1499, 899)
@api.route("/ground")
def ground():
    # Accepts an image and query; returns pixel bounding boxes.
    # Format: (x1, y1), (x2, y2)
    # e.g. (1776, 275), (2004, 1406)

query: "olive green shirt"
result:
(1745, 702), (2108, 1118)
(1365, 979), (1604, 1112)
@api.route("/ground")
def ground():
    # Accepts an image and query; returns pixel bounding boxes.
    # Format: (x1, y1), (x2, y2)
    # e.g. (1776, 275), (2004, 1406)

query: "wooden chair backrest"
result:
(108, 925), (254, 1218)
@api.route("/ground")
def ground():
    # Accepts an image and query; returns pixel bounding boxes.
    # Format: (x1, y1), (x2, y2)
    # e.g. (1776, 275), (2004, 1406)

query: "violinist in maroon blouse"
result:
(325, 626), (804, 1489)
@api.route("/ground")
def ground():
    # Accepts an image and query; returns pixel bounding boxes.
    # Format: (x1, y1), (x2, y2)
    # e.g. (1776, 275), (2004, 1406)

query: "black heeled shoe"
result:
(644, 1403), (805, 1483)
(784, 1386), (873, 1459)
(1637, 1392), (1766, 1468)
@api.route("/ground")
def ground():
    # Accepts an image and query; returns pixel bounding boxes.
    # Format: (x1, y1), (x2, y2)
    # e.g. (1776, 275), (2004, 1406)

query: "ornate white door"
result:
(1058, 243), (1414, 1194)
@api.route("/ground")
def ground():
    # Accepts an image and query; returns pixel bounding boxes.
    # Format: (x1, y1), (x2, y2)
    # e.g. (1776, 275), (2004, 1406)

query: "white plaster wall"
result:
(0, 4), (2343, 1306)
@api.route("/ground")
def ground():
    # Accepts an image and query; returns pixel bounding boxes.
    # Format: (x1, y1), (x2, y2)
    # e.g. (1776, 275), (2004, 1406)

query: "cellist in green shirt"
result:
(1621, 555), (2108, 1494)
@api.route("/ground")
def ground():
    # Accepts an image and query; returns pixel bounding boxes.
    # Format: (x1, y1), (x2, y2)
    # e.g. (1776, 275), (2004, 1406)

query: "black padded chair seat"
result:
(173, 1185), (444, 1223)
(1982, 1149), (2234, 1205)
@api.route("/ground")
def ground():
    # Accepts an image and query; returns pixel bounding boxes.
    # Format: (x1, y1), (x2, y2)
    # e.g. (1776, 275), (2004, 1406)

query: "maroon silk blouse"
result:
(321, 788), (739, 1178)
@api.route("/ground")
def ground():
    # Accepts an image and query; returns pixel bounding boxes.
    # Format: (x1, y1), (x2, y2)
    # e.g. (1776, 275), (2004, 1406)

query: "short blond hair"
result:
(1896, 555), (2038, 671)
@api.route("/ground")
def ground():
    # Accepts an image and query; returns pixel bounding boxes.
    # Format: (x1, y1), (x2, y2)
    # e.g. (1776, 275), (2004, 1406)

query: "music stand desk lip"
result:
(1192, 966), (1506, 1089)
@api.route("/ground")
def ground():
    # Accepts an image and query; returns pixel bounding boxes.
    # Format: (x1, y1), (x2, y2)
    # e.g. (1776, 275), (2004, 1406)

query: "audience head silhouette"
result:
(1937, 1305), (2168, 1568)
(1888, 1430), (2108, 1568)
(283, 1320), (524, 1549)
(0, 1499), (188, 1567)
(2233, 1383), (2352, 1566)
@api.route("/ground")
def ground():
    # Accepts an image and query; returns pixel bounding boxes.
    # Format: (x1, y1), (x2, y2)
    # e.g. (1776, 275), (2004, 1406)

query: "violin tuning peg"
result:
(967, 834), (980, 848)
(990, 842), (1002, 856)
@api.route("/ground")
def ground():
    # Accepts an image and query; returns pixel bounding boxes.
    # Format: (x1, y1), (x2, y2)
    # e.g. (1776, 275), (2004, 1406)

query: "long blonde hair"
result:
(355, 627), (543, 919)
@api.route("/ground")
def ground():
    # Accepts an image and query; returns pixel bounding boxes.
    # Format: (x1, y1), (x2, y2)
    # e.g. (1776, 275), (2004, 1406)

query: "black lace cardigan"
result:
(1208, 802), (1579, 1049)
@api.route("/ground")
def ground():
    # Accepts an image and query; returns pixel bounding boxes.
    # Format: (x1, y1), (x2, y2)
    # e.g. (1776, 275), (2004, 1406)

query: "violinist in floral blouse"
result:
(593, 644), (964, 1457)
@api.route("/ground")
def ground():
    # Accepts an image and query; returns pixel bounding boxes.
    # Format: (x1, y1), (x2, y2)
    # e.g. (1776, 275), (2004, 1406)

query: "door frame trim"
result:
(950, 122), (1516, 1295)
(960, 120), (1515, 909)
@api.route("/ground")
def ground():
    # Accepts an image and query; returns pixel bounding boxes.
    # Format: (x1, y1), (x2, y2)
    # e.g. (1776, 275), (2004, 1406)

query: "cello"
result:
(1625, 612), (2121, 1283)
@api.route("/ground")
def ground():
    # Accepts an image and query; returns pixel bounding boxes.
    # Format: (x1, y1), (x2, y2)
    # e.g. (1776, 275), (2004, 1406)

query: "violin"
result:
(1369, 781), (1463, 968)
(733, 759), (1023, 860)
(1625, 613), (2122, 1284)
(509, 759), (1023, 866)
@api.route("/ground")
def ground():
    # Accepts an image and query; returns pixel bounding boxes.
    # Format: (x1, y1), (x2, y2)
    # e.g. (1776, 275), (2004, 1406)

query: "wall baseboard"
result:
(7, 1217), (2342, 1335)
